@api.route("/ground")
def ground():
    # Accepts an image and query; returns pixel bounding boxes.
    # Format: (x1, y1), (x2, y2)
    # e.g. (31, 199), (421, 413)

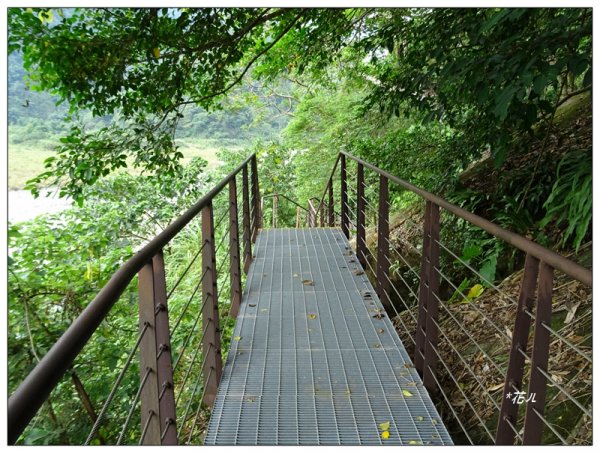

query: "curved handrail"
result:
(8, 153), (257, 444)
(261, 193), (309, 212)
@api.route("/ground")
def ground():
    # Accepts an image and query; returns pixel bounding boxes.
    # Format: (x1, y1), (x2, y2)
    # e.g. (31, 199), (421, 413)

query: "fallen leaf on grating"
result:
(302, 279), (314, 286)
(487, 382), (504, 392)
(352, 269), (365, 276)
(402, 389), (414, 397)
(308, 313), (317, 319)
(381, 431), (390, 440)
(379, 421), (390, 431)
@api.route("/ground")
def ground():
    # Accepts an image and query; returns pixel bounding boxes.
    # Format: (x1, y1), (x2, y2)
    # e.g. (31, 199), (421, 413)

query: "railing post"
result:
(138, 250), (177, 444)
(496, 253), (539, 445)
(356, 162), (367, 268)
(340, 154), (349, 238)
(250, 154), (261, 242)
(523, 262), (554, 444)
(421, 202), (440, 393)
(328, 182), (334, 227)
(308, 201), (316, 227)
(229, 179), (242, 318)
(201, 202), (222, 407)
(376, 175), (391, 310)
(242, 164), (252, 274)
(319, 200), (325, 227)
(272, 195), (278, 229)
(415, 201), (440, 387)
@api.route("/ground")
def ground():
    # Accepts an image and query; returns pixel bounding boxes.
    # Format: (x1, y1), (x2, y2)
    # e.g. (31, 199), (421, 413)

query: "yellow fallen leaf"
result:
(308, 313), (317, 319)
(416, 416), (424, 422)
(466, 283), (484, 300)
(379, 421), (390, 431)
(408, 440), (422, 445)
(402, 389), (414, 397)
(381, 431), (390, 439)
(234, 336), (241, 341)
(487, 382), (505, 392)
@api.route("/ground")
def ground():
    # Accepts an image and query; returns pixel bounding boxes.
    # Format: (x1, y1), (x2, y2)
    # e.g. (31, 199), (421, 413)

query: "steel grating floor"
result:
(204, 228), (453, 445)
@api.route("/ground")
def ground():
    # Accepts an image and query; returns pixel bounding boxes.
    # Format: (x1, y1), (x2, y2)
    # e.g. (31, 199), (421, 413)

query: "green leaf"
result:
(532, 74), (546, 94)
(583, 68), (592, 87)
(494, 86), (518, 120)
(478, 252), (498, 285)
(481, 9), (511, 33)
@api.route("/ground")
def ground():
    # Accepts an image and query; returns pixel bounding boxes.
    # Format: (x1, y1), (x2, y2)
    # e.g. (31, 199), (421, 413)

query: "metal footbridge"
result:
(8, 151), (592, 446)
(205, 228), (452, 445)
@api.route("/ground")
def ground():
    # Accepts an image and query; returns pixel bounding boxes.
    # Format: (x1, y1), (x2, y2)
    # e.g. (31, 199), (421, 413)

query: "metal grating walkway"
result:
(204, 228), (453, 445)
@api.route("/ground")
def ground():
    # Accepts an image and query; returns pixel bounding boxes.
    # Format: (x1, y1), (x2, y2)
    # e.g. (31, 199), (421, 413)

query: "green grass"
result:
(175, 138), (242, 169)
(8, 143), (57, 190)
(8, 138), (242, 190)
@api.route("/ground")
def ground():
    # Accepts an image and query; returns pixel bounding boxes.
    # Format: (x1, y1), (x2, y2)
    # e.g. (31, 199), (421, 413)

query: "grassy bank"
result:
(8, 138), (242, 190)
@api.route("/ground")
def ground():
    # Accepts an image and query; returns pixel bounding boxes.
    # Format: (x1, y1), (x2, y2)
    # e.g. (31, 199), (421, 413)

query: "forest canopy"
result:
(8, 7), (592, 202)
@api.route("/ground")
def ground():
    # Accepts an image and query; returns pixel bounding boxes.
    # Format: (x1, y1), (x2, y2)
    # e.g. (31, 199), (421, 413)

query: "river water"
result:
(8, 188), (72, 223)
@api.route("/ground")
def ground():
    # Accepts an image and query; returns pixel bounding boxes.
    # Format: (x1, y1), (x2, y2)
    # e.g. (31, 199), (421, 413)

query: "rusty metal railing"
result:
(8, 153), (262, 445)
(315, 151), (592, 445)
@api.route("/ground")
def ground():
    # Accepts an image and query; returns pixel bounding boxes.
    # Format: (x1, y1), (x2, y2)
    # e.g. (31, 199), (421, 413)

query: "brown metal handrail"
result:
(8, 153), (262, 445)
(316, 150), (592, 445)
(261, 193), (309, 229)
(318, 151), (592, 286)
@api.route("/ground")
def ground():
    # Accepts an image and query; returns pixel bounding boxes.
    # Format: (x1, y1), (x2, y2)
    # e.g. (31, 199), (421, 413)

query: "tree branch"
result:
(556, 84), (591, 108)
(179, 10), (306, 108)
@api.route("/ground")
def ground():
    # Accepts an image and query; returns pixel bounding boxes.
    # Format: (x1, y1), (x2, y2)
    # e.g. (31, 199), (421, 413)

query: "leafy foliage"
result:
(539, 148), (592, 251)
(8, 7), (350, 197)
(8, 7), (591, 201)
(361, 8), (592, 165)
(8, 157), (215, 444)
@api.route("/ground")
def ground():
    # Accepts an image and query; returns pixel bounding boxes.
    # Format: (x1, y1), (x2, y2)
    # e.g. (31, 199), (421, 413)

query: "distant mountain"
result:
(8, 52), (289, 144)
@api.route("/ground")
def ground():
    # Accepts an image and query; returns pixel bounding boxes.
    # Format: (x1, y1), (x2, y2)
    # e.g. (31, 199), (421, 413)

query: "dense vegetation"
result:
(8, 7), (592, 445)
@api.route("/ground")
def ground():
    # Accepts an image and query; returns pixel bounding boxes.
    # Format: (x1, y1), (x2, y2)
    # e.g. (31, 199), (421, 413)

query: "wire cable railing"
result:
(314, 150), (592, 446)
(8, 153), (262, 445)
